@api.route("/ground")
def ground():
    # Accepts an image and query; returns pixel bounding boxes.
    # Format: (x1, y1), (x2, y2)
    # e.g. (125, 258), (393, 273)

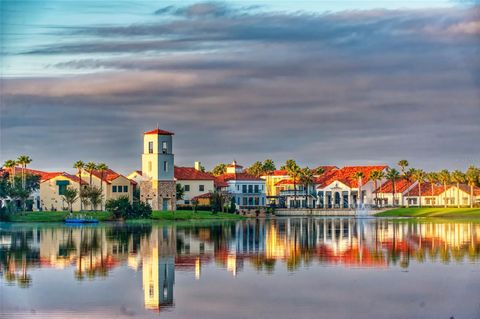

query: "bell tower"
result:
(140, 128), (176, 211)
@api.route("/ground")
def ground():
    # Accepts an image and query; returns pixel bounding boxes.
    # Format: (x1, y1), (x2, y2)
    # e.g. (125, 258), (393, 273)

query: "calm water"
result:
(1, 218), (480, 319)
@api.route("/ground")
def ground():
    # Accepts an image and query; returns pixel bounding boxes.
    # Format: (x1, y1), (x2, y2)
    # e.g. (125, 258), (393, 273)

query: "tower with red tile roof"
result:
(140, 128), (176, 211)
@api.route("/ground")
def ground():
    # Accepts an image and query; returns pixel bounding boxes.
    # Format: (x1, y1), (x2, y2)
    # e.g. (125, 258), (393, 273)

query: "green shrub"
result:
(105, 196), (152, 219)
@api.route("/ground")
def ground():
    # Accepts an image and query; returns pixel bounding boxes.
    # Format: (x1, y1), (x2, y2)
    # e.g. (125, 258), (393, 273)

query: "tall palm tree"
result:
(96, 163), (109, 211)
(17, 155), (32, 190)
(465, 166), (479, 208)
(299, 167), (315, 208)
(285, 160), (301, 208)
(85, 162), (97, 186)
(386, 168), (400, 207)
(398, 160), (409, 176)
(74, 161), (85, 211)
(412, 169), (426, 207)
(3, 160), (16, 186)
(438, 170), (450, 208)
(370, 170), (384, 207)
(426, 172), (438, 206)
(353, 171), (365, 207)
(451, 170), (465, 208)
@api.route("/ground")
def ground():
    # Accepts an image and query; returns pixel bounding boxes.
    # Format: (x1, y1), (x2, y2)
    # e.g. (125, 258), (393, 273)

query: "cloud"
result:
(1, 3), (479, 172)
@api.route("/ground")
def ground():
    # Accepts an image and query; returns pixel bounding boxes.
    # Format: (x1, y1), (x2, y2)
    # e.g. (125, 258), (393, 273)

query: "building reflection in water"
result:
(2, 219), (480, 312)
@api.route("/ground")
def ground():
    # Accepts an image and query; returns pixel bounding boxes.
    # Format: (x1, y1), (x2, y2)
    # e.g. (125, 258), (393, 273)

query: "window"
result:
(184, 185), (190, 192)
(255, 197), (259, 205)
(113, 185), (117, 192)
(148, 141), (154, 154)
(163, 161), (168, 172)
(254, 185), (259, 193)
(242, 185), (247, 193)
(199, 185), (205, 192)
(123, 185), (128, 193)
(162, 141), (168, 154)
(56, 180), (70, 195)
(237, 185), (239, 191)
(185, 200), (190, 205)
(243, 197), (248, 205)
(248, 185), (253, 193)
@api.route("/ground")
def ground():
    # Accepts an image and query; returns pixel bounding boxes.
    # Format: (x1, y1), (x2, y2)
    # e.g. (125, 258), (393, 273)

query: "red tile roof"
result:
(88, 168), (134, 184)
(264, 169), (289, 176)
(216, 172), (263, 182)
(192, 192), (212, 200)
(316, 165), (388, 189)
(2, 166), (87, 184)
(375, 178), (416, 194)
(214, 177), (229, 188)
(144, 128), (174, 135)
(406, 182), (446, 196)
(174, 166), (215, 181)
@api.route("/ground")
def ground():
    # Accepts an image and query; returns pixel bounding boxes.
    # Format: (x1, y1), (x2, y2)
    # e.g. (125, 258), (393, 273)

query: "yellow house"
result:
(79, 168), (135, 208)
(39, 172), (87, 211)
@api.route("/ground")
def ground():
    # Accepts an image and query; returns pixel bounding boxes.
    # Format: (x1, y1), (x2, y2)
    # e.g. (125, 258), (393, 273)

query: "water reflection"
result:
(1, 218), (480, 313)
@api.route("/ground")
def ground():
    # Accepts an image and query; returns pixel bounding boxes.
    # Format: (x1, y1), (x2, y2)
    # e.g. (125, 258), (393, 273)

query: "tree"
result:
(353, 171), (365, 207)
(386, 168), (400, 207)
(412, 169), (426, 207)
(176, 183), (185, 201)
(247, 161), (264, 177)
(262, 159), (276, 175)
(73, 161), (85, 210)
(465, 166), (480, 208)
(210, 191), (228, 213)
(16, 155), (32, 201)
(284, 160), (301, 208)
(85, 162), (97, 186)
(3, 160), (16, 186)
(398, 160), (409, 176)
(438, 170), (450, 208)
(62, 187), (78, 212)
(84, 186), (103, 211)
(299, 167), (315, 208)
(96, 163), (108, 210)
(211, 163), (227, 176)
(451, 170), (465, 208)
(370, 170), (384, 206)
(426, 172), (438, 205)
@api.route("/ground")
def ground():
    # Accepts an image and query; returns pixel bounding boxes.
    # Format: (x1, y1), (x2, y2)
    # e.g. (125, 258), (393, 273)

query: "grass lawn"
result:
(7, 211), (112, 222)
(4, 210), (243, 222)
(376, 207), (480, 218)
(151, 210), (244, 221)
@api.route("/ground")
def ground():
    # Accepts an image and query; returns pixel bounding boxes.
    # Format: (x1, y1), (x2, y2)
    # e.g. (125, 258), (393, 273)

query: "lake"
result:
(1, 217), (479, 319)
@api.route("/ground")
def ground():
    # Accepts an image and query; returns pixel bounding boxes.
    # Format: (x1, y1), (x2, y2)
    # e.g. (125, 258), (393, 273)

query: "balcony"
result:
(279, 190), (310, 196)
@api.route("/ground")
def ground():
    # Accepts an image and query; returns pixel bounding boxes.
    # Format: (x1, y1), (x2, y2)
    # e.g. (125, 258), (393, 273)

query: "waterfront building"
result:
(78, 167), (135, 207)
(139, 128), (176, 211)
(374, 178), (417, 207)
(215, 161), (267, 209)
(39, 172), (87, 211)
(315, 165), (389, 209)
(174, 162), (216, 205)
(405, 183), (480, 207)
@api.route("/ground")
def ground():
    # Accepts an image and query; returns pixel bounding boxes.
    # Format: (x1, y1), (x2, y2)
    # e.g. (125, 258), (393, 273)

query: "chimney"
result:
(194, 161), (202, 171)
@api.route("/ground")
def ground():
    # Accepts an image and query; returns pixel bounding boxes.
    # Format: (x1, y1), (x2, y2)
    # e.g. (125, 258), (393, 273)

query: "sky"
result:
(1, 0), (479, 174)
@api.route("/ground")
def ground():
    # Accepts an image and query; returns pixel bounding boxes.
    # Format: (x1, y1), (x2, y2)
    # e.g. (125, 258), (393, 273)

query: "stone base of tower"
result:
(140, 180), (176, 211)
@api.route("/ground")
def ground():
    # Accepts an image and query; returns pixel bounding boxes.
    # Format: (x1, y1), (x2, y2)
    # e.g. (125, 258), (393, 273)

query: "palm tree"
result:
(3, 160), (16, 186)
(465, 166), (479, 208)
(16, 155), (32, 190)
(426, 172), (438, 206)
(85, 162), (97, 186)
(398, 160), (409, 176)
(386, 168), (400, 207)
(74, 161), (85, 211)
(285, 160), (301, 208)
(62, 187), (78, 212)
(412, 169), (426, 207)
(299, 167), (315, 208)
(451, 170), (465, 208)
(96, 163), (108, 210)
(438, 170), (450, 208)
(353, 171), (365, 207)
(370, 170), (384, 207)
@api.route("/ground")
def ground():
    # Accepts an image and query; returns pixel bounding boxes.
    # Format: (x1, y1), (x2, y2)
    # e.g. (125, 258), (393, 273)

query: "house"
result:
(215, 161), (266, 209)
(78, 168), (135, 208)
(39, 172), (87, 211)
(276, 166), (338, 208)
(261, 169), (289, 205)
(374, 178), (417, 207)
(405, 183), (480, 207)
(315, 165), (389, 209)
(175, 162), (216, 205)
